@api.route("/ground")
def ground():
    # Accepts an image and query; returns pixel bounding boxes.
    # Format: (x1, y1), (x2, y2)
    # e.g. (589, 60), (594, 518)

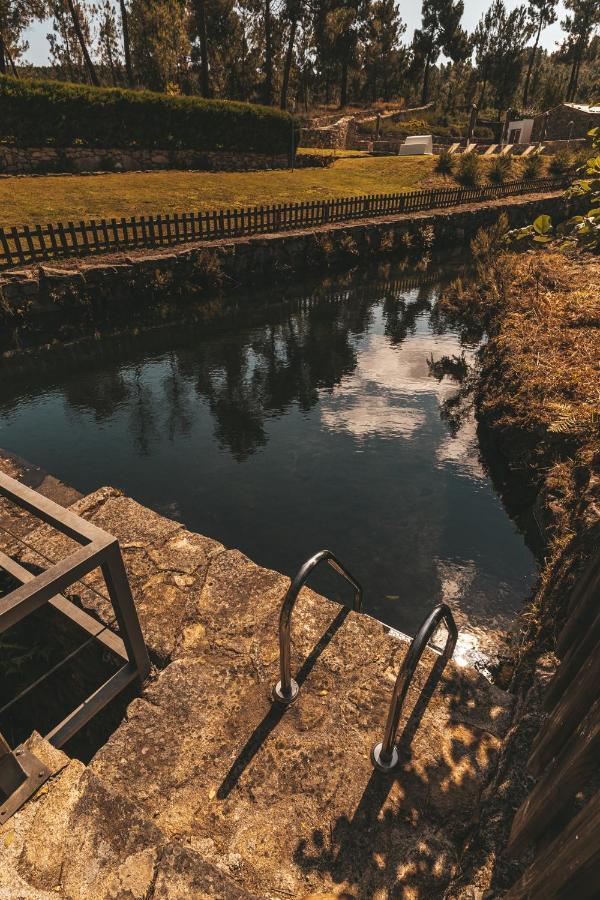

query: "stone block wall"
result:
(531, 106), (600, 141)
(0, 145), (331, 176)
(0, 193), (580, 329)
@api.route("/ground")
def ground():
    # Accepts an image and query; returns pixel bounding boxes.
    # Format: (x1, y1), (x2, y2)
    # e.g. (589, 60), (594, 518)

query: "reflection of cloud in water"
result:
(436, 414), (486, 483)
(319, 329), (476, 442)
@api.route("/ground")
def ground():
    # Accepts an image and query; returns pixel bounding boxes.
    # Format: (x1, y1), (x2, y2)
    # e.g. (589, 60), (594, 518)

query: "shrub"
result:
(0, 74), (296, 154)
(436, 149), (455, 174)
(488, 155), (512, 184)
(473, 126), (494, 140)
(457, 151), (482, 186)
(549, 149), (574, 176)
(522, 153), (543, 179)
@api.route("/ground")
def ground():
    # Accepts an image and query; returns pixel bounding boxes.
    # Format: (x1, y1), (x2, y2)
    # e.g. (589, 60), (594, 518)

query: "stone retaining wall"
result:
(0, 193), (578, 326)
(0, 145), (331, 176)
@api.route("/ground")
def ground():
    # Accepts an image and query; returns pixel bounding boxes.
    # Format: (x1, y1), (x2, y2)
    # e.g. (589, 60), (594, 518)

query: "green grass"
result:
(0, 156), (439, 226)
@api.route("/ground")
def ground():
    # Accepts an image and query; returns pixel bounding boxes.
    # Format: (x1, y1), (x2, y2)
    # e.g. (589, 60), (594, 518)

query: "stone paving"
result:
(0, 457), (513, 899)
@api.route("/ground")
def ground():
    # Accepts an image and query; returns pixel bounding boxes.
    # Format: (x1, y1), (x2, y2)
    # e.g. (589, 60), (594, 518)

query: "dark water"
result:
(0, 262), (536, 665)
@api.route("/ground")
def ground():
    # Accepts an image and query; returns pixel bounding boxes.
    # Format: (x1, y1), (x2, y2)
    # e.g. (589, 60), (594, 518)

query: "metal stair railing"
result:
(371, 603), (458, 772)
(272, 550), (363, 705)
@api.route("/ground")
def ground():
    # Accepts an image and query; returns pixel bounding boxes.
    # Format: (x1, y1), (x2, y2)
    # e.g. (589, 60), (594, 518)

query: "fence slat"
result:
(509, 695), (600, 854)
(504, 794), (600, 900)
(527, 644), (600, 776)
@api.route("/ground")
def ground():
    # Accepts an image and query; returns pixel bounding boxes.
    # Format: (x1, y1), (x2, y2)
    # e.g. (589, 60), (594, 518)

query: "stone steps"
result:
(0, 478), (515, 898)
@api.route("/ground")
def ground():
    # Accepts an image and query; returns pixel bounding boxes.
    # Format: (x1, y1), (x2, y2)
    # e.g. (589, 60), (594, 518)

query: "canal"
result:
(0, 259), (537, 668)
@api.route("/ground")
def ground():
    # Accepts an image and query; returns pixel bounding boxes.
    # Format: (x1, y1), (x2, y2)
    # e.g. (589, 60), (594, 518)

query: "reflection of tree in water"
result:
(383, 284), (435, 346)
(28, 269), (459, 462)
(184, 295), (376, 461)
(63, 370), (129, 422)
(169, 275), (456, 461)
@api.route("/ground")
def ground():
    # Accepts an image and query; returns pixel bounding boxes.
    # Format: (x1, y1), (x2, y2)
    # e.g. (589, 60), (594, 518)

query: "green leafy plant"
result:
(505, 128), (600, 252)
(0, 74), (296, 155)
(457, 151), (482, 187)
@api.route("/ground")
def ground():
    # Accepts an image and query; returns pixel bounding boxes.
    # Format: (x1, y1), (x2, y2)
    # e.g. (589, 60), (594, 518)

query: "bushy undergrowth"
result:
(436, 148), (455, 173)
(457, 151), (482, 186)
(0, 74), (296, 153)
(488, 155), (512, 184)
(522, 153), (543, 179)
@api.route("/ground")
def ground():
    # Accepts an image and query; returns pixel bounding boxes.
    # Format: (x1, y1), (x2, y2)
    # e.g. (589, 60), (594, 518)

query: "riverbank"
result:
(0, 190), (578, 329)
(442, 246), (600, 894)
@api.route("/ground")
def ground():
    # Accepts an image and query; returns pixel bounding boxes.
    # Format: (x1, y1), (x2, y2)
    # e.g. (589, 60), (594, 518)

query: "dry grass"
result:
(0, 153), (553, 227)
(478, 252), (599, 450)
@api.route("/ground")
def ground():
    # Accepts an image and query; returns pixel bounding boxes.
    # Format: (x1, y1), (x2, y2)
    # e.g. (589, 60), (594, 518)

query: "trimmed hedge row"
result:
(0, 75), (297, 154)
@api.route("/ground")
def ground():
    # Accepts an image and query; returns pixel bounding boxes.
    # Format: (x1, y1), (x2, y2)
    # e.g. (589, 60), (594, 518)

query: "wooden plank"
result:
(528, 645), (600, 775)
(509, 695), (600, 854)
(120, 218), (130, 250)
(34, 224), (50, 261)
(89, 219), (100, 253)
(558, 555), (600, 658)
(10, 227), (26, 265)
(545, 610), (600, 711)
(100, 218), (110, 251)
(130, 216), (139, 247)
(0, 227), (12, 268)
(78, 221), (91, 256)
(56, 222), (69, 257)
(504, 794), (600, 900)
(21, 225), (36, 263)
(110, 218), (119, 248)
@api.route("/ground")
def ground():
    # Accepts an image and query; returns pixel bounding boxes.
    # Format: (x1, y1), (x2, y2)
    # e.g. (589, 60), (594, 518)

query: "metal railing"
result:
(0, 472), (150, 821)
(272, 550), (363, 705)
(371, 603), (458, 772)
(0, 176), (569, 271)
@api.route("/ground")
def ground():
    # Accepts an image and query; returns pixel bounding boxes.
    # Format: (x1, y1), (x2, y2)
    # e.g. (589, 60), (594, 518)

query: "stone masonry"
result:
(0, 456), (513, 899)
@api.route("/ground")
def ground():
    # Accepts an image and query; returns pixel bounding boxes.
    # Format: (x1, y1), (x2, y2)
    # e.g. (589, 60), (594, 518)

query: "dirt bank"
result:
(443, 247), (600, 895)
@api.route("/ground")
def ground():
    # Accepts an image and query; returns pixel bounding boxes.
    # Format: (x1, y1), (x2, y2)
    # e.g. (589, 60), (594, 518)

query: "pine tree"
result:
(562, 0), (600, 101)
(522, 0), (557, 107)
(413, 0), (467, 105)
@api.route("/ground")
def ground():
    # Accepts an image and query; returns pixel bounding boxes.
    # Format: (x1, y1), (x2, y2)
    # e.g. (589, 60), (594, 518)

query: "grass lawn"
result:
(0, 155), (440, 226)
(0, 154), (553, 227)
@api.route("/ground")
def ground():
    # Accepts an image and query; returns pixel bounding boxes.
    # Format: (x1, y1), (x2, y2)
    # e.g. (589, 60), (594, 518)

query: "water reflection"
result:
(0, 262), (536, 667)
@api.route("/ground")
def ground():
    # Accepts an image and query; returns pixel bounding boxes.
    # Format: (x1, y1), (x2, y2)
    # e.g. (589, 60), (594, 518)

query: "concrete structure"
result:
(398, 134), (433, 156)
(506, 117), (535, 145)
(0, 454), (514, 898)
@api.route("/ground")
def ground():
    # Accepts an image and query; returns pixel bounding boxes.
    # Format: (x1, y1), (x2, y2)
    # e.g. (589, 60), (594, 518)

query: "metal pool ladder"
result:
(272, 550), (458, 772)
(273, 550), (363, 705)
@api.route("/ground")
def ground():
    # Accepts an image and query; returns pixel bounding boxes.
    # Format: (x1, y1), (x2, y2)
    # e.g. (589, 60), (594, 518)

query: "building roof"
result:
(563, 103), (600, 115)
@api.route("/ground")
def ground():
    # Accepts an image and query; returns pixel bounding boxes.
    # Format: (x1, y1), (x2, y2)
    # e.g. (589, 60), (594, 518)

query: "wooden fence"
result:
(505, 548), (600, 897)
(0, 176), (568, 272)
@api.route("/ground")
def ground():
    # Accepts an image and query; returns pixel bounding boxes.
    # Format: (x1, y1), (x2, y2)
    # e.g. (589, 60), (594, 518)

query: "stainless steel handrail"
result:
(371, 603), (458, 772)
(272, 550), (363, 705)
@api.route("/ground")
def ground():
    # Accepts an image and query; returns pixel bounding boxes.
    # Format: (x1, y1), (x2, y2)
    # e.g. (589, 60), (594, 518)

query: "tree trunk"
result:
(0, 33), (7, 75)
(195, 0), (210, 97)
(522, 19), (542, 107)
(264, 0), (273, 104)
(65, 0), (100, 86)
(421, 52), (432, 105)
(280, 16), (298, 109)
(340, 49), (349, 108)
(119, 0), (134, 87)
(5, 43), (17, 77)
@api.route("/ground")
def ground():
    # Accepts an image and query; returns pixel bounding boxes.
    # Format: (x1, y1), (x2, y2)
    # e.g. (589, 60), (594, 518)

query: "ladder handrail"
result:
(372, 603), (458, 771)
(273, 549), (363, 705)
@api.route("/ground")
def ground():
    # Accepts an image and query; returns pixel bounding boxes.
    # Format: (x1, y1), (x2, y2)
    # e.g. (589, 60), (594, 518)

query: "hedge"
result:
(0, 75), (297, 154)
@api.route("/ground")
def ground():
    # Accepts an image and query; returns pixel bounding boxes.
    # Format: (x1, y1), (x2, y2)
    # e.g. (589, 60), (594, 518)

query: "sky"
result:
(21, 0), (568, 67)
